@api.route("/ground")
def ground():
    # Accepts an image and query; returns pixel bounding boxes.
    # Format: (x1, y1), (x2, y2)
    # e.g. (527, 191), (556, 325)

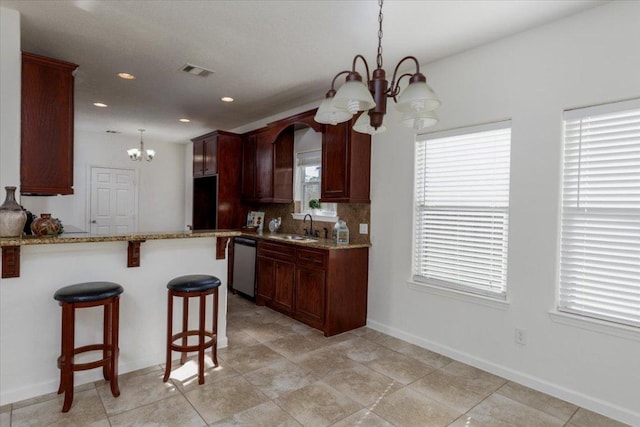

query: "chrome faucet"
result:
(303, 214), (313, 237)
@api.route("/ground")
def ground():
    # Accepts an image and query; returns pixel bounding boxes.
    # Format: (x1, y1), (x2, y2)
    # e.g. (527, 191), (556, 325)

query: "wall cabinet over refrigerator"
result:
(192, 133), (219, 178)
(191, 130), (243, 230)
(21, 52), (78, 195)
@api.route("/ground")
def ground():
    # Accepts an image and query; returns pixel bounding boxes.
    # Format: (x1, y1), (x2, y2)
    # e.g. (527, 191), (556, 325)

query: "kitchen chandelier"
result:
(127, 129), (155, 162)
(314, 0), (440, 135)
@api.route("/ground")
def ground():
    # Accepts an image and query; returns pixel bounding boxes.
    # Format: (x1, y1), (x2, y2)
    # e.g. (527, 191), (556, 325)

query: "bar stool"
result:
(163, 274), (221, 385)
(53, 282), (123, 412)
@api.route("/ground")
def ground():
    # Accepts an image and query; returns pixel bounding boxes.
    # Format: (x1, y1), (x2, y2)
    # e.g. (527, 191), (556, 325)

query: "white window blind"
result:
(413, 122), (511, 299)
(559, 99), (640, 327)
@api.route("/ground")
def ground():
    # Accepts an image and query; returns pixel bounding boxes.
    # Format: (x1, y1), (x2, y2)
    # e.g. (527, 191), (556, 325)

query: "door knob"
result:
(91, 220), (97, 224)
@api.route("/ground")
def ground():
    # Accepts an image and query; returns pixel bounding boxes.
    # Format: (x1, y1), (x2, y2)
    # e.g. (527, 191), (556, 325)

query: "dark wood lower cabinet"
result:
(256, 240), (368, 336)
(273, 261), (295, 314)
(256, 257), (275, 305)
(256, 242), (296, 316)
(294, 266), (325, 330)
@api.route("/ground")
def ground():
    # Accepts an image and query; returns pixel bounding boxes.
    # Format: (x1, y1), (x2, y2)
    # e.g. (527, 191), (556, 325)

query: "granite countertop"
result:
(0, 229), (241, 247)
(240, 232), (371, 250)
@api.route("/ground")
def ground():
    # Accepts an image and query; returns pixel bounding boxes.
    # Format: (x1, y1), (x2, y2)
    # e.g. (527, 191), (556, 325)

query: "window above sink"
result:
(293, 128), (338, 222)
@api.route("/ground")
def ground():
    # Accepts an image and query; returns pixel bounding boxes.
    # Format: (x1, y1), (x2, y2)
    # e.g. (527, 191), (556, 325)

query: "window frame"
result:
(557, 98), (640, 328)
(412, 120), (512, 300)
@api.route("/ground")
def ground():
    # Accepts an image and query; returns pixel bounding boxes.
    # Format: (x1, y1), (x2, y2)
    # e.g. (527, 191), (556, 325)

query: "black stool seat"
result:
(54, 282), (124, 303)
(167, 275), (221, 293)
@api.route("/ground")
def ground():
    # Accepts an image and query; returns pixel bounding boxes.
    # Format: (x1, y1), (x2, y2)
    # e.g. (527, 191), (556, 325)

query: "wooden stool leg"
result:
(198, 293), (205, 385)
(57, 305), (65, 395)
(163, 291), (173, 382)
(103, 302), (112, 381)
(212, 289), (218, 367)
(60, 303), (75, 413)
(180, 296), (189, 365)
(110, 297), (121, 397)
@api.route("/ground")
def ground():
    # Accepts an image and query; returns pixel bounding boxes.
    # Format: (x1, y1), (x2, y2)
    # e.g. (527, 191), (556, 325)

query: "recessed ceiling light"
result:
(93, 102), (108, 107)
(118, 72), (136, 80)
(221, 96), (234, 103)
(179, 118), (191, 123)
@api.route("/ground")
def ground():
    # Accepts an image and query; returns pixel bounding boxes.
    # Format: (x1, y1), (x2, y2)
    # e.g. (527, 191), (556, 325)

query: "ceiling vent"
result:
(181, 63), (214, 77)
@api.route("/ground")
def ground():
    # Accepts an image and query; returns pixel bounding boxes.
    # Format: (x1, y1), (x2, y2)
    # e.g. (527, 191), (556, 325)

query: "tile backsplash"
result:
(251, 203), (370, 244)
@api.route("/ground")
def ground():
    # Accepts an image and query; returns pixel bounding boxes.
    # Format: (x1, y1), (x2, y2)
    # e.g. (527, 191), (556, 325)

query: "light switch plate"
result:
(359, 223), (368, 234)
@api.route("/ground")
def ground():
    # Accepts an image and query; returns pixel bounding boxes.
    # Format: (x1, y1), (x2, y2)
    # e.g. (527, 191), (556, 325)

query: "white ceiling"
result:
(2, 0), (606, 144)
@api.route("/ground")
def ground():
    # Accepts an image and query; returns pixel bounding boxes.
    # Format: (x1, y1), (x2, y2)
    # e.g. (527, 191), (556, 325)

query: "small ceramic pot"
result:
(31, 213), (62, 237)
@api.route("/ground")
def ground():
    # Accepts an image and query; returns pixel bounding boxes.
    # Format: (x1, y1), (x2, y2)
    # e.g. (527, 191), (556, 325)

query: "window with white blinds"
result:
(559, 99), (640, 327)
(413, 122), (511, 299)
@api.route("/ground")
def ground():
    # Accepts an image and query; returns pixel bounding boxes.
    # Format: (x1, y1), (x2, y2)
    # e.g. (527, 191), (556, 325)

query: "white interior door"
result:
(90, 167), (136, 234)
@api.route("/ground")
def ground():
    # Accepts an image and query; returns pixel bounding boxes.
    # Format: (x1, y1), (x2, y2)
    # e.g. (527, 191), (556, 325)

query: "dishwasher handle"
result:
(234, 237), (257, 247)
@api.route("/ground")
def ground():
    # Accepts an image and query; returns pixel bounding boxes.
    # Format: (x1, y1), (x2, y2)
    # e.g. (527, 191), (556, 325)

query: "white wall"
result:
(0, 7), (21, 193)
(0, 7), (186, 232)
(368, 2), (640, 425)
(21, 130), (187, 232)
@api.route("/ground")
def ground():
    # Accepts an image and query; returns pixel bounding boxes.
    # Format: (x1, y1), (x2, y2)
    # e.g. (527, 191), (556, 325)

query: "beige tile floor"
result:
(0, 294), (629, 427)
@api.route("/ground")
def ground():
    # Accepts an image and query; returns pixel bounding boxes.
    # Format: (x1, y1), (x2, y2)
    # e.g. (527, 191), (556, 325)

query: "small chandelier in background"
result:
(315, 0), (440, 135)
(127, 129), (155, 162)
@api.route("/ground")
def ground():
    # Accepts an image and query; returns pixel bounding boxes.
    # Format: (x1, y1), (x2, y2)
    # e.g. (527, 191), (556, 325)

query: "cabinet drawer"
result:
(258, 241), (295, 261)
(296, 248), (327, 269)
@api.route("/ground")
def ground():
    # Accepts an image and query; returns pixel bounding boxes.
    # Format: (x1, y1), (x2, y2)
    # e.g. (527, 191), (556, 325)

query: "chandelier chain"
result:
(377, 0), (384, 69)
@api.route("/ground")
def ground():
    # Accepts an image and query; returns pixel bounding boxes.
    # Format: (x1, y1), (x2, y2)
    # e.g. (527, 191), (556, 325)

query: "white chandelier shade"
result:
(396, 81), (441, 113)
(314, 95), (353, 125)
(331, 79), (376, 115)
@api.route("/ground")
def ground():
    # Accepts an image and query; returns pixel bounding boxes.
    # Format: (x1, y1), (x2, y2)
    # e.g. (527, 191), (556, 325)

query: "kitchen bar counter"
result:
(0, 229), (240, 246)
(1, 229), (241, 279)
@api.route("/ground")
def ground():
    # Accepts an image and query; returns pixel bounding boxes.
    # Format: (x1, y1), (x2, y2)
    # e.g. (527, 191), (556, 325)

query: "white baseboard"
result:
(366, 319), (639, 426)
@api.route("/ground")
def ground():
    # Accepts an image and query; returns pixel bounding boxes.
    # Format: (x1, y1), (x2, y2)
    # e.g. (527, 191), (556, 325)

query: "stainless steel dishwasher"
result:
(232, 237), (257, 298)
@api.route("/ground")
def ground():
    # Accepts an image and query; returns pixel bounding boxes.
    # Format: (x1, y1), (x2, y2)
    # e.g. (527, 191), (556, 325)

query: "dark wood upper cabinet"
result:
(191, 130), (242, 230)
(321, 117), (371, 203)
(256, 130), (275, 200)
(241, 109), (320, 204)
(21, 52), (78, 195)
(192, 134), (218, 178)
(272, 127), (294, 202)
(241, 132), (257, 200)
(241, 128), (275, 202)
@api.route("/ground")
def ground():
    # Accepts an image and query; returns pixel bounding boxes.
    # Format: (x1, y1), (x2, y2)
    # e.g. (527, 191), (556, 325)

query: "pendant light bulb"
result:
(400, 110), (439, 132)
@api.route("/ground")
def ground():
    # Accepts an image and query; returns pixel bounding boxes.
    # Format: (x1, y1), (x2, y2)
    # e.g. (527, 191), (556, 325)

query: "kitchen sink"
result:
(269, 234), (318, 243)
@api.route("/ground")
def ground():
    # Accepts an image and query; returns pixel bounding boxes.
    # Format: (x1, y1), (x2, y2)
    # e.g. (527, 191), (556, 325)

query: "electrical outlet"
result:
(515, 328), (526, 345)
(359, 223), (368, 234)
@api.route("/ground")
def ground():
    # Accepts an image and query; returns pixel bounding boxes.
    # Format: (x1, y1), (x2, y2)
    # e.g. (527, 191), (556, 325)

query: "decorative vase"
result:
(0, 186), (27, 237)
(23, 209), (35, 235)
(31, 213), (62, 237)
